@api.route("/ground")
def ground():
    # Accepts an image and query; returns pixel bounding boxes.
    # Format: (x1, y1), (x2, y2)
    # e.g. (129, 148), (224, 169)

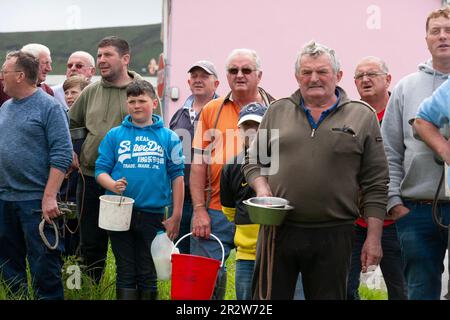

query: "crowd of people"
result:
(1, 5), (450, 300)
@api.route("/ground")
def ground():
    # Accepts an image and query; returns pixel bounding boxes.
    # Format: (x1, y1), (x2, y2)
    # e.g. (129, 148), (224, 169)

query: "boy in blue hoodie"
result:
(95, 80), (184, 300)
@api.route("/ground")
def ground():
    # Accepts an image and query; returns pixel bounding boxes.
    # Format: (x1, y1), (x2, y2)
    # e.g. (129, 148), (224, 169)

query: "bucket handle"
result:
(171, 232), (225, 267)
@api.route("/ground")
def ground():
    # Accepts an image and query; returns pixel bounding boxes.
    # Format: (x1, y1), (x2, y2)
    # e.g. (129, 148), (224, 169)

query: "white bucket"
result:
(98, 195), (134, 231)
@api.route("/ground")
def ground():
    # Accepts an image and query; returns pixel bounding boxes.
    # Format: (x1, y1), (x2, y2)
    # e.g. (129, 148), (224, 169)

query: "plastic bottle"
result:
(151, 231), (179, 280)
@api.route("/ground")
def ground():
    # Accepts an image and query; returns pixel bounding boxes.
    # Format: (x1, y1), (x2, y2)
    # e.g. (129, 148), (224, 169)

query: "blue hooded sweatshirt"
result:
(95, 114), (184, 213)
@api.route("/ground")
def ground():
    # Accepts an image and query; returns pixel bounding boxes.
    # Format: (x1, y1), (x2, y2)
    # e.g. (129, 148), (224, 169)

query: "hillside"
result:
(0, 24), (162, 75)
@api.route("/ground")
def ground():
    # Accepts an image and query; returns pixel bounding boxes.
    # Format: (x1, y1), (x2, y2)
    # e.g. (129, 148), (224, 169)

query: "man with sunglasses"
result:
(347, 56), (407, 300)
(191, 48), (274, 299)
(243, 41), (388, 299)
(52, 51), (96, 109)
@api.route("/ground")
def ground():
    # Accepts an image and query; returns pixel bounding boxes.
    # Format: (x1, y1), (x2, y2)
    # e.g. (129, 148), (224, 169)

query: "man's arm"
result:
(242, 113), (273, 196)
(361, 217), (383, 272)
(414, 79), (450, 164)
(380, 87), (409, 216)
(42, 167), (66, 223)
(359, 113), (388, 268)
(190, 151), (211, 238)
(164, 176), (184, 241)
(414, 119), (450, 164)
(44, 100), (73, 223)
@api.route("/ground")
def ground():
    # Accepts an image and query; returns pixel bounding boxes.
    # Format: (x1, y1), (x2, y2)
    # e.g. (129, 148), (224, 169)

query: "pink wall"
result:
(164, 0), (442, 123)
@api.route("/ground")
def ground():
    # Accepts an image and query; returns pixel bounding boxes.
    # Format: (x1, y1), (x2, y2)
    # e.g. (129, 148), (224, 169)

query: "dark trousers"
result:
(169, 199), (193, 254)
(108, 211), (164, 291)
(268, 224), (353, 300)
(347, 223), (407, 300)
(0, 199), (64, 300)
(77, 175), (108, 283)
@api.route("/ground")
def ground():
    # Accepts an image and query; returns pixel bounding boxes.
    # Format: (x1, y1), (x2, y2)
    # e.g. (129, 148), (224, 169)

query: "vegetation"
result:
(0, 246), (386, 300)
(0, 24), (163, 75)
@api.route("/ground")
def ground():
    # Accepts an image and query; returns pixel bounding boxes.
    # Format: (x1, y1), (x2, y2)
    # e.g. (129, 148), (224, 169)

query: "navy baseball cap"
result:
(238, 102), (267, 126)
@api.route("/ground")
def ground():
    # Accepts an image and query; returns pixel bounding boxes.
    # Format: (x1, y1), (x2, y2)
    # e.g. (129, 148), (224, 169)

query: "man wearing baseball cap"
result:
(169, 60), (219, 254)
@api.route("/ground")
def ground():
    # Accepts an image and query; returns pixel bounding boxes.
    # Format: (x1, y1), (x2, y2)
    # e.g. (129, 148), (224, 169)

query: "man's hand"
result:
(42, 195), (61, 223)
(388, 204), (410, 221)
(252, 176), (273, 197)
(360, 237), (383, 273)
(192, 206), (211, 238)
(67, 151), (80, 175)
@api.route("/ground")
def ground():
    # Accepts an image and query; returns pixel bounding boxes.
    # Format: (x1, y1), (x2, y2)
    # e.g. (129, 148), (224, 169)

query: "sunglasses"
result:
(227, 67), (256, 75)
(67, 63), (86, 69)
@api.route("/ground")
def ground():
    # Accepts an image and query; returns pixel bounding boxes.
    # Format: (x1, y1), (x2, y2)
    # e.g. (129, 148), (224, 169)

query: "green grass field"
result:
(0, 246), (385, 300)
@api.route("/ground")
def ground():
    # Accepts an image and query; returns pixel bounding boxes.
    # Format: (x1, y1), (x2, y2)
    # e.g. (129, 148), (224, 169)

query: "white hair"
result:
(70, 51), (95, 67)
(21, 43), (51, 58)
(295, 40), (340, 74)
(226, 48), (261, 71)
(356, 56), (389, 73)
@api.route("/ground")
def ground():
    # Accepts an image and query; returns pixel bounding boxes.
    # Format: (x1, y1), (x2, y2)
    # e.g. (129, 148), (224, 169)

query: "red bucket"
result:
(170, 233), (224, 300)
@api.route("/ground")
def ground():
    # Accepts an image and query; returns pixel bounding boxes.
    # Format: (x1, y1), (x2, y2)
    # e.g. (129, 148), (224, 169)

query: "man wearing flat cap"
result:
(169, 60), (220, 254)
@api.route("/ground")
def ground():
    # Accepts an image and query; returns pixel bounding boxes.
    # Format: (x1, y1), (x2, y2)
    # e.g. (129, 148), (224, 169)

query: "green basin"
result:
(243, 197), (293, 226)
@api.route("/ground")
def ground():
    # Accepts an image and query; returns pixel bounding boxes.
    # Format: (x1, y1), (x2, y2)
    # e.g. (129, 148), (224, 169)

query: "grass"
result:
(359, 285), (388, 300)
(0, 247), (385, 300)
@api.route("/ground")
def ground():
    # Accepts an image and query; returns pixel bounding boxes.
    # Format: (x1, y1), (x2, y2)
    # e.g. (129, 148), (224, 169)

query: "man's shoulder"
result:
(394, 70), (429, 90)
(203, 96), (226, 111)
(83, 80), (102, 93)
(344, 100), (376, 114)
(198, 97), (226, 123)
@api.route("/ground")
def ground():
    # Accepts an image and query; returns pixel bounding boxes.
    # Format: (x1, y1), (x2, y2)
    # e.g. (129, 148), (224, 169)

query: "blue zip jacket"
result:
(95, 114), (184, 213)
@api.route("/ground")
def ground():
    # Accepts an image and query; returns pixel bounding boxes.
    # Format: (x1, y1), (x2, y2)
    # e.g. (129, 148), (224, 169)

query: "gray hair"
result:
(356, 56), (389, 73)
(226, 48), (261, 71)
(70, 51), (95, 67)
(295, 40), (340, 74)
(21, 43), (51, 58)
(6, 50), (39, 85)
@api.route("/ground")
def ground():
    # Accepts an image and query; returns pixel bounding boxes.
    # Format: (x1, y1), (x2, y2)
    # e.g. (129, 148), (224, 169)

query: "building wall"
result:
(164, 0), (441, 123)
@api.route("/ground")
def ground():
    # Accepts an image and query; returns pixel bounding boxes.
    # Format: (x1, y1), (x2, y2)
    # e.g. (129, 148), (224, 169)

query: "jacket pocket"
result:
(331, 128), (362, 154)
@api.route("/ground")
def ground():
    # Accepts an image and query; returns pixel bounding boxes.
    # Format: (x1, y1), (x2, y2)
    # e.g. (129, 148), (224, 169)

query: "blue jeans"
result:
(235, 260), (254, 300)
(108, 211), (164, 291)
(190, 209), (235, 299)
(347, 223), (407, 300)
(0, 199), (64, 300)
(396, 201), (450, 300)
(236, 259), (305, 300)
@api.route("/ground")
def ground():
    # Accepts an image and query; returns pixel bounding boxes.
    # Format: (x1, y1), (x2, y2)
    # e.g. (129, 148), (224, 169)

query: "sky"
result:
(0, 0), (162, 32)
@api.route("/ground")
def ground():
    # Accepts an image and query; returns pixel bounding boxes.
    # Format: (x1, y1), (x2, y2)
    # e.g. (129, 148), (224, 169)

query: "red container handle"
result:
(171, 232), (225, 267)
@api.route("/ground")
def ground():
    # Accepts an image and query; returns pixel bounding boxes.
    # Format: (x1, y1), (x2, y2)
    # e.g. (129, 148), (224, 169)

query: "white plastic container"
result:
(151, 231), (178, 280)
(98, 195), (134, 231)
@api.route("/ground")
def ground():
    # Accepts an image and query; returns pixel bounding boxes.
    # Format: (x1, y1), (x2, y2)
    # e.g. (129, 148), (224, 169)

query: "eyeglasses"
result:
(67, 63), (86, 69)
(354, 72), (387, 80)
(227, 67), (257, 75)
(0, 70), (22, 76)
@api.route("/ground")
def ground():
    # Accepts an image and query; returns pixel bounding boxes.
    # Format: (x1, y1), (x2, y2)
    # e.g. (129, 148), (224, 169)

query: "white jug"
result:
(151, 231), (178, 280)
